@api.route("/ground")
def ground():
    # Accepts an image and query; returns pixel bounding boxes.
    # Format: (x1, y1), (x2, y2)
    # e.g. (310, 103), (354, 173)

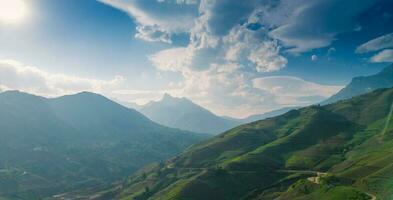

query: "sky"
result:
(0, 0), (393, 118)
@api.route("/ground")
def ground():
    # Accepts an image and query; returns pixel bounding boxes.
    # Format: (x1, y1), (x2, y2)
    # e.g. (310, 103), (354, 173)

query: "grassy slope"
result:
(109, 88), (393, 200)
(0, 91), (207, 200)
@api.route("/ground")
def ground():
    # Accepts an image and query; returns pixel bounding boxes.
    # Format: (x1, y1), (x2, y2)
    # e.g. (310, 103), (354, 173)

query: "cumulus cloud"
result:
(370, 49), (393, 63)
(148, 47), (193, 72)
(356, 33), (393, 53)
(224, 26), (287, 72)
(97, 0), (376, 116)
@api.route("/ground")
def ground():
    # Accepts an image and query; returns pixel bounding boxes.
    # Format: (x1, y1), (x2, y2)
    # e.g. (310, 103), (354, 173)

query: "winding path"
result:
(365, 192), (376, 200)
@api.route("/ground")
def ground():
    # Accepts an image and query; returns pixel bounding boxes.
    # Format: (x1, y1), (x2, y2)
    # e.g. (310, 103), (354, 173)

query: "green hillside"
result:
(108, 87), (393, 200)
(0, 91), (207, 200)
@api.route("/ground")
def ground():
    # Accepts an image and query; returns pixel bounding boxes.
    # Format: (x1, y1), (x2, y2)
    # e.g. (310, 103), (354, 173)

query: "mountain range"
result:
(0, 91), (207, 200)
(137, 64), (393, 135)
(139, 94), (242, 134)
(2, 65), (393, 200)
(322, 64), (393, 105)
(100, 87), (393, 200)
(138, 94), (301, 135)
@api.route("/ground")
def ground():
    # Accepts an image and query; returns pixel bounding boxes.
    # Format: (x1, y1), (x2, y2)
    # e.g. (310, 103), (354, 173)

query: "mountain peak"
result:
(161, 93), (191, 105)
(74, 91), (101, 97)
(140, 93), (241, 134)
(322, 64), (393, 105)
(162, 93), (175, 101)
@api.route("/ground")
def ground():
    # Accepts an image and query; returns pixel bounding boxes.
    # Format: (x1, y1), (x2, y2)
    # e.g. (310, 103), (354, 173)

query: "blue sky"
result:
(0, 0), (392, 117)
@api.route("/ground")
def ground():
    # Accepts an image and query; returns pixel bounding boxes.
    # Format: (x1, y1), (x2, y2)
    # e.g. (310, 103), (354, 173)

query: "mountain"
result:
(139, 94), (242, 134)
(241, 106), (300, 123)
(0, 91), (207, 200)
(322, 64), (393, 105)
(104, 87), (393, 200)
(116, 100), (143, 110)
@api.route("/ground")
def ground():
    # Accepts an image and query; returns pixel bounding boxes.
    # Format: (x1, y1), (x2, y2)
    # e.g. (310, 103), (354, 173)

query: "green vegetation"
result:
(109, 87), (393, 200)
(0, 91), (207, 200)
(279, 180), (371, 200)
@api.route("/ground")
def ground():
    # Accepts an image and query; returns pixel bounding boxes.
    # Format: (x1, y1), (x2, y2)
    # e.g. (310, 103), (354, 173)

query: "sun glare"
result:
(0, 0), (27, 24)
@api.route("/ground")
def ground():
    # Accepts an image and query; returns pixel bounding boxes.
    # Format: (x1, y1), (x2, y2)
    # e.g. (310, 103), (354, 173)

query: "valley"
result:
(1, 1), (392, 198)
(0, 91), (207, 200)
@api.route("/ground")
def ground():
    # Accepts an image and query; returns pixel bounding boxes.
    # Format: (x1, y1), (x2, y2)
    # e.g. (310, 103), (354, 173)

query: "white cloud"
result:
(135, 25), (172, 43)
(370, 49), (393, 63)
(138, 0), (349, 117)
(270, 25), (333, 54)
(0, 84), (10, 92)
(0, 58), (342, 118)
(252, 76), (343, 105)
(0, 59), (189, 107)
(98, 0), (199, 43)
(269, 0), (376, 53)
(157, 0), (199, 5)
(0, 59), (125, 97)
(97, 0), (374, 117)
(223, 26), (287, 72)
(356, 33), (393, 53)
(148, 47), (193, 72)
(248, 43), (287, 72)
(147, 55), (342, 117)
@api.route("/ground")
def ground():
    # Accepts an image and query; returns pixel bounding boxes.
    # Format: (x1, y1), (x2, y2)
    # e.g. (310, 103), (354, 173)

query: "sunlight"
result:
(0, 0), (27, 24)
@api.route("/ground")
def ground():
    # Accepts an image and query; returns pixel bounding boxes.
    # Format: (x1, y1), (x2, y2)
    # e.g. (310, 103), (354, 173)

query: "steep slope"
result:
(109, 87), (393, 200)
(140, 94), (241, 134)
(322, 64), (393, 105)
(0, 91), (207, 200)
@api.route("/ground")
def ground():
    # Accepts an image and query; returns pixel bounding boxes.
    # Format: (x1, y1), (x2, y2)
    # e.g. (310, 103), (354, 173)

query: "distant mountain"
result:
(322, 64), (393, 105)
(241, 106), (300, 123)
(0, 91), (207, 200)
(116, 100), (143, 110)
(140, 94), (242, 134)
(105, 87), (393, 200)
